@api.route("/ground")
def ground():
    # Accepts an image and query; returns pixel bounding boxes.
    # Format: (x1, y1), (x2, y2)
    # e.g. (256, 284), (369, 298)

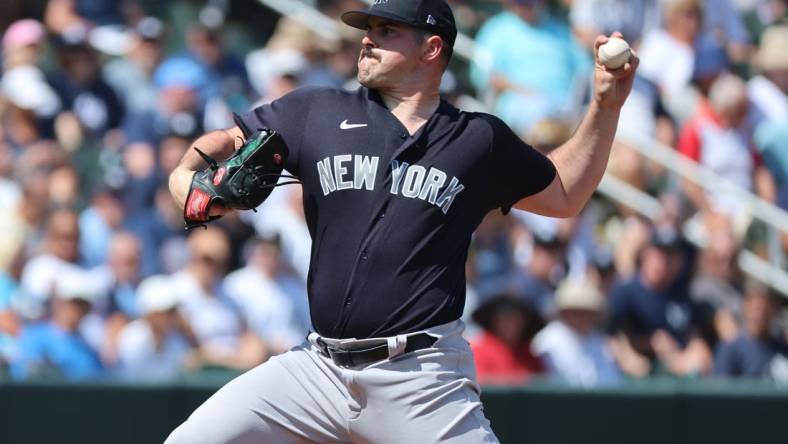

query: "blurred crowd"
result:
(0, 0), (786, 387)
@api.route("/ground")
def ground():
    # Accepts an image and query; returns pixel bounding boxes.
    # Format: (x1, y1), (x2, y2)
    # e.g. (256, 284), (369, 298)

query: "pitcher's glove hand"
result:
(183, 128), (299, 229)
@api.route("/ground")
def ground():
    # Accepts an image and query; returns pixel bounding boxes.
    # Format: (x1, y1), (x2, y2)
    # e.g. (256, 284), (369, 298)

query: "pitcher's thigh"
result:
(354, 373), (499, 444)
(398, 378), (498, 444)
(165, 347), (350, 444)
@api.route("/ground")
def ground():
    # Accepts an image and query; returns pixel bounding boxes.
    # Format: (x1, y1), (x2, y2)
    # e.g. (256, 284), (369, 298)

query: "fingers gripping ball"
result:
(598, 37), (631, 70)
(183, 129), (300, 229)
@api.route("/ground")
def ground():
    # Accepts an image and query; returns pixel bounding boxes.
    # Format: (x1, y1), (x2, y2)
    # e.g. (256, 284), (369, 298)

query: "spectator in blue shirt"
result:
(715, 282), (788, 380)
(103, 17), (166, 115)
(185, 25), (251, 111)
(470, 0), (592, 134)
(79, 186), (126, 268)
(0, 273), (20, 370)
(754, 121), (788, 212)
(122, 56), (208, 146)
(10, 270), (103, 380)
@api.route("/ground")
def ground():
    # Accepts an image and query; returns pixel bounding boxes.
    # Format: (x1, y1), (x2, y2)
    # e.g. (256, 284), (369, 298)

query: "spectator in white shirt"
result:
(749, 25), (788, 124)
(532, 278), (622, 387)
(224, 235), (310, 354)
(638, 0), (704, 114)
(17, 209), (86, 320)
(244, 185), (312, 281)
(627, 0), (711, 124)
(677, 73), (777, 229)
(171, 227), (266, 370)
(570, 0), (660, 49)
(117, 274), (194, 380)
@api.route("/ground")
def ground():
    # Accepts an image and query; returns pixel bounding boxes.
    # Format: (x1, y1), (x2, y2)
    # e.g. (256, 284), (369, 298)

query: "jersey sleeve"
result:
(484, 115), (557, 211)
(235, 87), (319, 176)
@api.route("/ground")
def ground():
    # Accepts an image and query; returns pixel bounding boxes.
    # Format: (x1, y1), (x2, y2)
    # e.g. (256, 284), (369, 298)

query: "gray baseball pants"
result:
(164, 320), (499, 443)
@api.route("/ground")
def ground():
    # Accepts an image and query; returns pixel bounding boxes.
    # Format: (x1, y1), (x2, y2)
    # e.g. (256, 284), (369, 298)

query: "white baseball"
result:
(598, 37), (631, 69)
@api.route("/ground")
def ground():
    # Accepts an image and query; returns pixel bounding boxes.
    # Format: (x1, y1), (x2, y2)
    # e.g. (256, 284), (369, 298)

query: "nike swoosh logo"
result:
(340, 120), (368, 130)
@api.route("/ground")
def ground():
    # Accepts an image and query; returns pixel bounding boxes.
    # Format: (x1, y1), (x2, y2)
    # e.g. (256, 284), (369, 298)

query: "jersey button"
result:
(378, 211), (385, 219)
(360, 250), (369, 260)
(400, 131), (408, 139)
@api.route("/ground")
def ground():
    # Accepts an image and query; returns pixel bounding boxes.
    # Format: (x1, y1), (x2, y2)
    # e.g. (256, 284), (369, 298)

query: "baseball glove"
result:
(183, 128), (299, 229)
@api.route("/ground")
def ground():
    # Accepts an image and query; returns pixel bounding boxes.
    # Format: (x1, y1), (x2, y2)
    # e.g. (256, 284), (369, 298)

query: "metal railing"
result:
(598, 173), (788, 296)
(613, 129), (788, 295)
(617, 129), (788, 235)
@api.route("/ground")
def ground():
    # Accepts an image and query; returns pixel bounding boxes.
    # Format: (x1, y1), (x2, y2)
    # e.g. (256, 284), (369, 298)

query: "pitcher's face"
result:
(357, 17), (424, 89)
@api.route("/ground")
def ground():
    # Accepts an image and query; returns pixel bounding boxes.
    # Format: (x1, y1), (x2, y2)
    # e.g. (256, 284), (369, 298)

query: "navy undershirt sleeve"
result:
(484, 115), (557, 211)
(236, 87), (321, 176)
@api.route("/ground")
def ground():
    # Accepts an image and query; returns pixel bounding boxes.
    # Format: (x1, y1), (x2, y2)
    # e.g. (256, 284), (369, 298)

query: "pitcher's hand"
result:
(592, 33), (640, 110)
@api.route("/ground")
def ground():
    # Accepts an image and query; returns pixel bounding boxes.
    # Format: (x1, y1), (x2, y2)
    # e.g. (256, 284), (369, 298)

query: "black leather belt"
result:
(314, 333), (437, 367)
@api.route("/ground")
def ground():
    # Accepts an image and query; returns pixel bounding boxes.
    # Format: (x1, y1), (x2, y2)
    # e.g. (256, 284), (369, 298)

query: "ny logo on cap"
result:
(373, 0), (389, 4)
(426, 15), (437, 25)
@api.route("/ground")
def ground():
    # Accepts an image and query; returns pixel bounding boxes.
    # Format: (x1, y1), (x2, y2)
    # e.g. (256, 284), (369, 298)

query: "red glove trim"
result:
(185, 188), (212, 222)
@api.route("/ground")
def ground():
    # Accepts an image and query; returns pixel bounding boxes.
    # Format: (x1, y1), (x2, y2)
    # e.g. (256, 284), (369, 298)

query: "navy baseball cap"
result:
(341, 0), (457, 47)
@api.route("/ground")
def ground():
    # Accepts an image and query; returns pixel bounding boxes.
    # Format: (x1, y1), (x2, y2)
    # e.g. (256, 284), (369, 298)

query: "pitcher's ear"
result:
(422, 34), (444, 63)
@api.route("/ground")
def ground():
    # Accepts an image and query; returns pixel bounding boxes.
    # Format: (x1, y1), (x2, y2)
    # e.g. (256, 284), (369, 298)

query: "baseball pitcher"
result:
(165, 0), (638, 442)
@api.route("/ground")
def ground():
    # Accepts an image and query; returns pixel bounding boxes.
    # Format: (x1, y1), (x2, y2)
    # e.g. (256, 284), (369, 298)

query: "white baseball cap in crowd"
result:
(0, 65), (62, 117)
(246, 48), (308, 97)
(56, 269), (102, 304)
(89, 25), (135, 56)
(555, 278), (605, 312)
(136, 275), (179, 315)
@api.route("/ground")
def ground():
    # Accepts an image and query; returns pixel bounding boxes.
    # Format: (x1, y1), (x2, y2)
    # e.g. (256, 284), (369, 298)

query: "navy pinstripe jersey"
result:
(237, 86), (556, 339)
